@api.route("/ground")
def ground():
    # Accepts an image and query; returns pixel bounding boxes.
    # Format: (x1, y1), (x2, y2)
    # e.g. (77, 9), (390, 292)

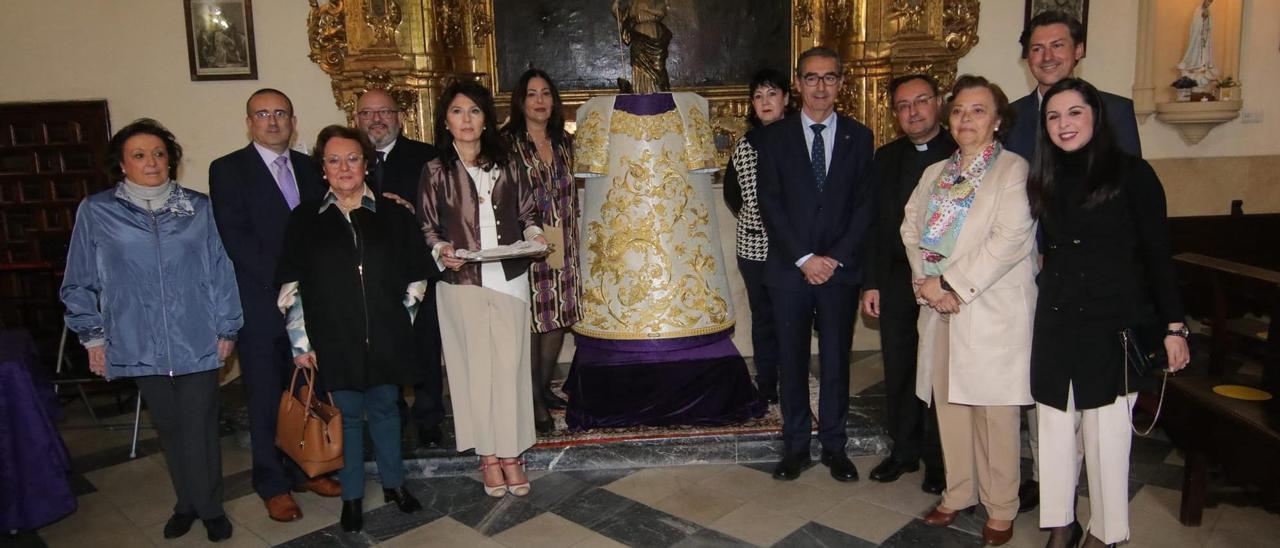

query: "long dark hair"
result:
(106, 118), (183, 182)
(1027, 78), (1123, 218)
(434, 80), (507, 169)
(501, 68), (568, 145)
(745, 68), (796, 129)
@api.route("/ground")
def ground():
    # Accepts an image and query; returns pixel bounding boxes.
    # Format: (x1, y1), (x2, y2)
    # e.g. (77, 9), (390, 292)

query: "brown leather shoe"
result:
(294, 477), (342, 498)
(923, 505), (960, 527)
(982, 521), (1014, 546)
(265, 494), (302, 522)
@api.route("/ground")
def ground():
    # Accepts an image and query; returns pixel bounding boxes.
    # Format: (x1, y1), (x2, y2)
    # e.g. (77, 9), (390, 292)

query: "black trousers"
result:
(237, 329), (307, 499)
(400, 281), (445, 429)
(772, 282), (858, 455)
(135, 369), (224, 519)
(879, 301), (943, 470)
(738, 257), (779, 397)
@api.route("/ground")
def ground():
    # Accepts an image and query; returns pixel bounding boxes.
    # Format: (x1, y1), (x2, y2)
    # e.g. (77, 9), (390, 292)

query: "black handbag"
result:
(1119, 326), (1170, 436)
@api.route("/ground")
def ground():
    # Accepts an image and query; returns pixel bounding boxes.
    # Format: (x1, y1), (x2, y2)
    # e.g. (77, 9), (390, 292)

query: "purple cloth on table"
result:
(564, 331), (766, 429)
(0, 329), (77, 531)
(613, 93), (677, 116)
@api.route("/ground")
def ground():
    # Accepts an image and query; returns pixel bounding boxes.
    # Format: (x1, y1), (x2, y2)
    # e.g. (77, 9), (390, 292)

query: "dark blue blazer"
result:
(1007, 90), (1142, 161)
(755, 113), (876, 290)
(372, 136), (439, 208)
(209, 144), (325, 334)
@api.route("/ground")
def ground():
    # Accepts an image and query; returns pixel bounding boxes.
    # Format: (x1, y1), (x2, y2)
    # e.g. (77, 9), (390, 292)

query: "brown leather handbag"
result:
(276, 367), (343, 477)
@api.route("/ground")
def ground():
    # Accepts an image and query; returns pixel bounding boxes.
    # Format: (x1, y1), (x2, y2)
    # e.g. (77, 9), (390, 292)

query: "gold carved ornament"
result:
(307, 0), (348, 76)
(579, 147), (730, 339)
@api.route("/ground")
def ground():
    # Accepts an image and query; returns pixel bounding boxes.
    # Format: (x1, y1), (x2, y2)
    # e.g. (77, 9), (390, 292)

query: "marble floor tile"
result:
(591, 502), (701, 547)
(879, 519), (985, 547)
(223, 490), (338, 546)
(1126, 484), (1223, 548)
(525, 472), (595, 510)
(378, 516), (504, 548)
(550, 487), (641, 531)
(359, 502), (445, 542)
(138, 514), (270, 548)
(220, 435), (253, 475)
(603, 466), (688, 505)
(812, 495), (915, 544)
(669, 527), (754, 547)
(706, 501), (807, 547)
(491, 512), (594, 548)
(774, 521), (877, 548)
(569, 530), (630, 548)
(449, 495), (544, 536)
(650, 484), (746, 526)
(697, 465), (777, 500)
(562, 467), (637, 486)
(746, 476), (854, 521)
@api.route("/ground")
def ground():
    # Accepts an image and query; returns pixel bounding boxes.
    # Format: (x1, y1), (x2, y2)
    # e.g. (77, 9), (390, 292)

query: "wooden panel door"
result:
(0, 100), (111, 364)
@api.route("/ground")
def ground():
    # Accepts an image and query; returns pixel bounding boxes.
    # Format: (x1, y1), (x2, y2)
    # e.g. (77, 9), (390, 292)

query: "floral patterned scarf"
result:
(920, 141), (1001, 274)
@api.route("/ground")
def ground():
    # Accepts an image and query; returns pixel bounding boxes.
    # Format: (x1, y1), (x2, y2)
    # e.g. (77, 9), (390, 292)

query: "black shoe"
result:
(340, 499), (364, 532)
(535, 417), (555, 434)
(416, 423), (444, 449)
(1045, 520), (1083, 548)
(1018, 479), (1039, 513)
(820, 450), (859, 482)
(543, 391), (568, 410)
(202, 516), (232, 542)
(163, 512), (196, 539)
(921, 467), (946, 495)
(869, 457), (919, 483)
(771, 453), (812, 481)
(383, 487), (422, 513)
(759, 392), (780, 405)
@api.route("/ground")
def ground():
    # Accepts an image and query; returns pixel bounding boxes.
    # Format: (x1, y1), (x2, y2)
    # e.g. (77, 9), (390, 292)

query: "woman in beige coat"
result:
(901, 75), (1038, 547)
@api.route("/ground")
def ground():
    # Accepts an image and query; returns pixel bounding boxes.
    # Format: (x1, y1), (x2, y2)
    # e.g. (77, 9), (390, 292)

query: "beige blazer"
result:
(901, 151), (1037, 407)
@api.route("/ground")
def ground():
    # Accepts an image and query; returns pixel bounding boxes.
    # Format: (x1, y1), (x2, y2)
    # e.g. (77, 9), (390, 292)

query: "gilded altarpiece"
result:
(307, 0), (980, 152)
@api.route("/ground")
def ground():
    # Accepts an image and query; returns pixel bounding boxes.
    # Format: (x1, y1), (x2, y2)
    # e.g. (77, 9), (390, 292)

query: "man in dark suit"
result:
(354, 88), (446, 449)
(756, 47), (875, 482)
(860, 74), (954, 494)
(1008, 10), (1143, 512)
(1007, 10), (1142, 160)
(209, 89), (337, 522)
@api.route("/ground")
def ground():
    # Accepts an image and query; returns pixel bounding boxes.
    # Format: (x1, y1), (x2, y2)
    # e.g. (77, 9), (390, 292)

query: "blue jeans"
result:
(331, 384), (405, 501)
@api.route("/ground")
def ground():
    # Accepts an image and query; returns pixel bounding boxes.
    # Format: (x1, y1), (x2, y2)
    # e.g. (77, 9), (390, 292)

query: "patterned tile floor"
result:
(11, 354), (1280, 547)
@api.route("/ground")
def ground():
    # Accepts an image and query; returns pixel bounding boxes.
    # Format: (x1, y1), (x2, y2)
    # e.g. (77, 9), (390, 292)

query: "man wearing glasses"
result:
(756, 47), (876, 482)
(209, 88), (335, 522)
(353, 88), (446, 449)
(861, 74), (954, 494)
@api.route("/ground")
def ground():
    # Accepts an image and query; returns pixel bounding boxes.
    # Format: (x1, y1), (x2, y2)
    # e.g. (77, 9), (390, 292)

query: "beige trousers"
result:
(437, 283), (535, 458)
(1037, 386), (1136, 544)
(930, 319), (1022, 521)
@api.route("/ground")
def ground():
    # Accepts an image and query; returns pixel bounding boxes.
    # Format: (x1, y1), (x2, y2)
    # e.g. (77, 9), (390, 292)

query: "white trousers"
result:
(1036, 385), (1137, 544)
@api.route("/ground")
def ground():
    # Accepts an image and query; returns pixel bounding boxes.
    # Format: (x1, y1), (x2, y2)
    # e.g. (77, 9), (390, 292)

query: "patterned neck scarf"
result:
(920, 141), (1002, 272)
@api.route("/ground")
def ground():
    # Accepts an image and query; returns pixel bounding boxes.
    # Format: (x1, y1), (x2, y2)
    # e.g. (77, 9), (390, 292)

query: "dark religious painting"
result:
(1023, 0), (1089, 56)
(184, 0), (258, 81)
(493, 0), (791, 92)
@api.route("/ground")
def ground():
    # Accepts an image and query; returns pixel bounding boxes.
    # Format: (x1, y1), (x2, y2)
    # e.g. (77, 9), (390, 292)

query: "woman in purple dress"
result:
(501, 68), (581, 434)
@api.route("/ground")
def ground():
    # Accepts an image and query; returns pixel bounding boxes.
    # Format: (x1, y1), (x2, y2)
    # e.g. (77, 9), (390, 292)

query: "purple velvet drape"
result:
(564, 330), (766, 430)
(0, 330), (76, 531)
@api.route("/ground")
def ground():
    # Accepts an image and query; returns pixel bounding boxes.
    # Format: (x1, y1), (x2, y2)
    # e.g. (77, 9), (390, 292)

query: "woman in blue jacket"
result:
(60, 119), (243, 543)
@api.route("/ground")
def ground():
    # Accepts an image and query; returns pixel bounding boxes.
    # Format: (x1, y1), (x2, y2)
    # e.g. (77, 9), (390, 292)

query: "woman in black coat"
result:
(277, 126), (437, 533)
(1027, 78), (1190, 548)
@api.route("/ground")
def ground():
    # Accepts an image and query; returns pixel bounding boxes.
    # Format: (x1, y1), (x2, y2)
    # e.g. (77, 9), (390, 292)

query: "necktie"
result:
(374, 150), (386, 191)
(810, 123), (827, 192)
(274, 155), (300, 210)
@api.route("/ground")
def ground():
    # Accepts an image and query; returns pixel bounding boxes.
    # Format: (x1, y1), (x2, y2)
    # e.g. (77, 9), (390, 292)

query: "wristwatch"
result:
(1167, 325), (1190, 338)
(939, 275), (955, 293)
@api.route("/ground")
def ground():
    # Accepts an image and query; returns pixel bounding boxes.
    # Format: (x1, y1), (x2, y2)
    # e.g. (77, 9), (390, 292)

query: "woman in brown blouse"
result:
(501, 68), (581, 434)
(417, 81), (546, 498)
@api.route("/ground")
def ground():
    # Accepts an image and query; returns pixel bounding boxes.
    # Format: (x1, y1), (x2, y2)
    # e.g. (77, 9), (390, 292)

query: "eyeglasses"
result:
(801, 73), (841, 87)
(252, 109), (292, 120)
(894, 95), (938, 113)
(356, 108), (400, 119)
(322, 154), (364, 167)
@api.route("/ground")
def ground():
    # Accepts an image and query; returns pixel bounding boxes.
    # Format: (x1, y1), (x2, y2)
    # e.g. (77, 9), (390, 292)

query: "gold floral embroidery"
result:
(681, 106), (718, 171)
(578, 147), (731, 339)
(608, 109), (685, 142)
(574, 109), (608, 175)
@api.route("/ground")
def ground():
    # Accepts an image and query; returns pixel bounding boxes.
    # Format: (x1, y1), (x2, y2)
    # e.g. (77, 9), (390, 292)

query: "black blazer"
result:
(1007, 90), (1142, 161)
(756, 113), (876, 290)
(372, 136), (439, 208)
(864, 132), (956, 313)
(1030, 154), (1184, 410)
(277, 197), (436, 391)
(209, 144), (325, 334)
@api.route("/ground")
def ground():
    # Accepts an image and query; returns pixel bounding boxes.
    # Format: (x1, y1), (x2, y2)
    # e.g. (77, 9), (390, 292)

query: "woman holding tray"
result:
(418, 80), (547, 498)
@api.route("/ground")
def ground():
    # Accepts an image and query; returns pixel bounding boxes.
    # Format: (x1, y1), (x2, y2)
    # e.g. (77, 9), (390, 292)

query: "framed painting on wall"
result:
(183, 0), (258, 81)
(1023, 0), (1090, 57)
